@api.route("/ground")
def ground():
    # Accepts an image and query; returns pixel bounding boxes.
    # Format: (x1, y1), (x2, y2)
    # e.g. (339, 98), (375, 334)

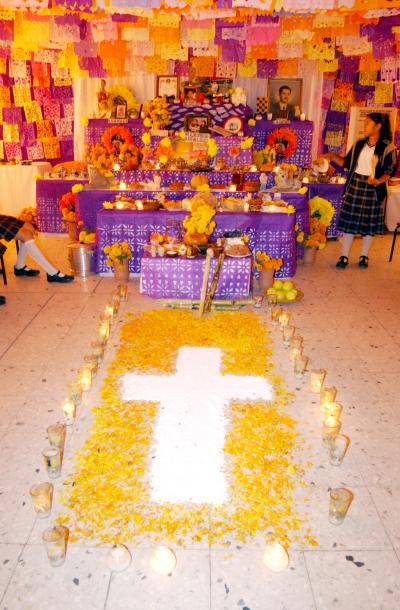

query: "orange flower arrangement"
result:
(101, 126), (134, 153)
(59, 190), (77, 223)
(267, 128), (297, 159)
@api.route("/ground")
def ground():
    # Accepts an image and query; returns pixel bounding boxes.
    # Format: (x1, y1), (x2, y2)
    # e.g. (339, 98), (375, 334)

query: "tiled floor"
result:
(1, 232), (400, 610)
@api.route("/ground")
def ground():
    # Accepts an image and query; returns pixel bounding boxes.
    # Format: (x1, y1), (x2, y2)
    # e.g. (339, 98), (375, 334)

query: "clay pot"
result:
(183, 232), (208, 247)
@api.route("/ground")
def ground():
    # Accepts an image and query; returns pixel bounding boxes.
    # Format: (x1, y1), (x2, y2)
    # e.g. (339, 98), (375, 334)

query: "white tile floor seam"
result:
(1, 234), (400, 609)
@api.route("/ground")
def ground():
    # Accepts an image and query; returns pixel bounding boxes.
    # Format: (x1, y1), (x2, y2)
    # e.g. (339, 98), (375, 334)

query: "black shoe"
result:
(336, 256), (349, 269)
(14, 265), (40, 277)
(358, 256), (369, 268)
(47, 271), (74, 283)
(0, 295), (5, 306)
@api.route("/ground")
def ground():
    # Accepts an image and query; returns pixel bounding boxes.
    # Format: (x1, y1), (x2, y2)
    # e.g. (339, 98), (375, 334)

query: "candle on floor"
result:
(104, 304), (114, 320)
(42, 525), (68, 567)
(324, 401), (343, 420)
(322, 415), (341, 446)
(267, 293), (277, 308)
(310, 369), (326, 393)
(150, 546), (177, 575)
(320, 386), (337, 412)
(47, 423), (66, 449)
(112, 293), (121, 311)
(294, 354), (308, 378)
(107, 544), (132, 572)
(289, 336), (303, 361)
(91, 340), (105, 361)
(42, 446), (62, 479)
(78, 365), (92, 392)
(278, 311), (290, 330)
(329, 434), (350, 466)
(98, 321), (110, 345)
(29, 482), (53, 518)
(283, 325), (295, 347)
(61, 398), (76, 425)
(329, 488), (353, 525)
(263, 542), (289, 572)
(118, 284), (128, 301)
(271, 306), (283, 326)
(68, 381), (82, 405)
(84, 354), (99, 378)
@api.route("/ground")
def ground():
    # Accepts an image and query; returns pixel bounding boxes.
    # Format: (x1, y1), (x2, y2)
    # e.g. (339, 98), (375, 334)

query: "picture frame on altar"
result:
(268, 78), (302, 120)
(115, 104), (127, 119)
(184, 113), (211, 134)
(156, 76), (180, 102)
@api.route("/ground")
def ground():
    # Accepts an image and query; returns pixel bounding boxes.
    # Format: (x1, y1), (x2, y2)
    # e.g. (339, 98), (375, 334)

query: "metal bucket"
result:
(68, 243), (94, 277)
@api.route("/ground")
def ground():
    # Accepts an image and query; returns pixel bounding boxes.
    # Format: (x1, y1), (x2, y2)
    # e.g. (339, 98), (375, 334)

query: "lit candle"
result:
(300, 113), (306, 121)
(105, 304), (114, 320)
(250, 165), (258, 172)
(29, 482), (53, 518)
(112, 293), (121, 310)
(150, 546), (177, 575)
(229, 184), (237, 192)
(289, 335), (303, 361)
(113, 163), (121, 172)
(303, 177), (309, 184)
(61, 398), (76, 425)
(310, 369), (326, 393)
(278, 311), (290, 330)
(91, 340), (105, 361)
(78, 365), (92, 392)
(119, 181), (127, 191)
(283, 325), (295, 347)
(116, 201), (124, 210)
(84, 354), (99, 378)
(243, 202), (250, 212)
(47, 423), (66, 449)
(324, 401), (343, 420)
(136, 201), (144, 211)
(98, 320), (110, 344)
(294, 354), (308, 378)
(107, 544), (132, 572)
(322, 415), (341, 446)
(267, 113), (273, 121)
(338, 176), (346, 184)
(118, 284), (128, 301)
(270, 306), (283, 326)
(320, 386), (337, 412)
(68, 381), (82, 405)
(263, 542), (289, 572)
(155, 162), (160, 170)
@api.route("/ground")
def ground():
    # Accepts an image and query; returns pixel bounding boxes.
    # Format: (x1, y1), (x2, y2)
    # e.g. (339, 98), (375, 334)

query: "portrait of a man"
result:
(268, 78), (302, 120)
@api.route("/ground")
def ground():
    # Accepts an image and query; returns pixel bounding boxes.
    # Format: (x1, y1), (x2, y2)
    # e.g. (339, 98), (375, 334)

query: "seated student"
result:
(0, 214), (74, 283)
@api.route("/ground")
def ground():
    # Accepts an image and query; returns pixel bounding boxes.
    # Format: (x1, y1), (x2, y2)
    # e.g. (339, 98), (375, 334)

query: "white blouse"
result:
(355, 143), (376, 176)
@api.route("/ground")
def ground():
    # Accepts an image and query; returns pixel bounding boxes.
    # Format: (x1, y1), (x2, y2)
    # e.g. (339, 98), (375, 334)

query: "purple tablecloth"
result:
(250, 120), (313, 168)
(96, 209), (296, 278)
(36, 178), (89, 233)
(118, 169), (264, 187)
(166, 103), (253, 132)
(307, 182), (344, 238)
(140, 253), (252, 300)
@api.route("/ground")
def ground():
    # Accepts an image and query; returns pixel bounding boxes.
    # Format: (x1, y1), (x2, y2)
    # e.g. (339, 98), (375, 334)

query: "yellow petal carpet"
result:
(59, 310), (316, 548)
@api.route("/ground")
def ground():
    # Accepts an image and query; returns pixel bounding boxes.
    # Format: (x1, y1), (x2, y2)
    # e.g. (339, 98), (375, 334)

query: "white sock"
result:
(23, 239), (58, 275)
(361, 235), (373, 257)
(341, 233), (354, 258)
(15, 242), (28, 269)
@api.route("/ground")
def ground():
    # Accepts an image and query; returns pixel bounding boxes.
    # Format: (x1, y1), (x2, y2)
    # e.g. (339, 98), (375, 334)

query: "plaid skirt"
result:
(338, 173), (384, 236)
(0, 214), (24, 241)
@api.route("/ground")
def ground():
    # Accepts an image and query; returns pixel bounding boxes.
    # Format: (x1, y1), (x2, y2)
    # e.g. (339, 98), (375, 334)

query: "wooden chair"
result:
(389, 223), (400, 261)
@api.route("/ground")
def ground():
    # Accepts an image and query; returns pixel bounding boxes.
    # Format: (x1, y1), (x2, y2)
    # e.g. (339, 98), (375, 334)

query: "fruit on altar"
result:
(273, 280), (283, 290)
(183, 232), (208, 246)
(190, 174), (209, 189)
(286, 290), (298, 301)
(282, 280), (294, 292)
(276, 290), (286, 302)
(268, 280), (300, 302)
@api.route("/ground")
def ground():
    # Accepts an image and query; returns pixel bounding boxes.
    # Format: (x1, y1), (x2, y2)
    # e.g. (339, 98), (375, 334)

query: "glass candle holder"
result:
(310, 369), (326, 393)
(68, 381), (82, 405)
(329, 488), (353, 525)
(289, 335), (303, 361)
(61, 399), (76, 426)
(150, 546), (177, 575)
(283, 325), (295, 347)
(118, 284), (128, 301)
(267, 293), (277, 308)
(84, 354), (98, 378)
(29, 482), (53, 518)
(91, 340), (105, 362)
(322, 415), (341, 446)
(294, 354), (308, 378)
(263, 542), (289, 572)
(42, 525), (68, 567)
(78, 365), (92, 392)
(253, 295), (263, 308)
(271, 307), (282, 326)
(320, 386), (337, 412)
(112, 294), (121, 311)
(42, 446), (62, 479)
(324, 401), (343, 420)
(329, 434), (350, 466)
(47, 424), (66, 449)
(278, 311), (291, 330)
(98, 321), (110, 345)
(104, 304), (115, 321)
(107, 544), (132, 572)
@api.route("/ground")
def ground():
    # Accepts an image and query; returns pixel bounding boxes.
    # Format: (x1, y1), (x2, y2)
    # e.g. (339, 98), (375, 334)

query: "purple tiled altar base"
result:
(250, 120), (314, 167)
(85, 119), (145, 146)
(140, 253), (252, 300)
(96, 209), (296, 278)
(36, 178), (89, 233)
(118, 169), (267, 187)
(166, 103), (253, 132)
(307, 182), (344, 238)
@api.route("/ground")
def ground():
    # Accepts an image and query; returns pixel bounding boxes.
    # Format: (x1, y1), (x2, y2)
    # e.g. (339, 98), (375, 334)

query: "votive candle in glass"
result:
(84, 354), (98, 378)
(279, 311), (291, 330)
(98, 322), (110, 345)
(118, 284), (128, 301)
(267, 293), (277, 308)
(42, 446), (62, 479)
(289, 336), (303, 361)
(29, 482), (53, 518)
(271, 307), (282, 326)
(329, 434), (350, 466)
(42, 525), (68, 567)
(294, 354), (308, 378)
(320, 386), (337, 412)
(47, 424), (66, 450)
(112, 293), (121, 309)
(78, 366), (92, 392)
(91, 340), (105, 361)
(68, 381), (82, 405)
(263, 542), (289, 572)
(283, 325), (295, 347)
(61, 399), (76, 426)
(324, 401), (343, 420)
(104, 304), (115, 321)
(329, 488), (353, 525)
(107, 544), (132, 572)
(310, 369), (326, 393)
(150, 546), (177, 575)
(322, 415), (341, 446)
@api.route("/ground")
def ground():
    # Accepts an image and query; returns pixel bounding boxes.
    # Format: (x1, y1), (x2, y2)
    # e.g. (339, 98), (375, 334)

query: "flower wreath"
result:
(267, 128), (297, 159)
(101, 126), (134, 153)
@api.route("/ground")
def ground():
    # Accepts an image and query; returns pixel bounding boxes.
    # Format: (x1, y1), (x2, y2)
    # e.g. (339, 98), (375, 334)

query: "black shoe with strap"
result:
(336, 256), (349, 269)
(358, 256), (369, 268)
(47, 271), (74, 283)
(14, 265), (40, 277)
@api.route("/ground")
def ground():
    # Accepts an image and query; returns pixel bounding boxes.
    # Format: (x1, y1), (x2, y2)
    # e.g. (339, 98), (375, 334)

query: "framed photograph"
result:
(223, 116), (243, 135)
(184, 113), (211, 134)
(115, 104), (127, 119)
(156, 75), (179, 100)
(268, 78), (303, 120)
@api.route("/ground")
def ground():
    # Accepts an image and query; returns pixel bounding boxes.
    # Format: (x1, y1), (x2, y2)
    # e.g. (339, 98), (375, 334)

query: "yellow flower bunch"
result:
(196, 183), (210, 192)
(141, 132), (151, 146)
(147, 96), (170, 130)
(309, 196), (335, 228)
(102, 201), (114, 209)
(178, 131), (186, 140)
(254, 250), (283, 271)
(159, 137), (171, 148)
(80, 116), (89, 127)
(298, 186), (308, 194)
(280, 204), (295, 214)
(143, 117), (152, 128)
(79, 229), (96, 244)
(207, 138), (218, 158)
(71, 183), (84, 194)
(280, 163), (297, 172)
(183, 202), (216, 236)
(240, 136), (254, 150)
(248, 118), (256, 126)
(103, 241), (132, 267)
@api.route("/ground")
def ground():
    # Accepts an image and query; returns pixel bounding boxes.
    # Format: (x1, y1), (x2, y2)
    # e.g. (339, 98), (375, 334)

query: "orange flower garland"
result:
(267, 128), (297, 159)
(101, 126), (134, 153)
